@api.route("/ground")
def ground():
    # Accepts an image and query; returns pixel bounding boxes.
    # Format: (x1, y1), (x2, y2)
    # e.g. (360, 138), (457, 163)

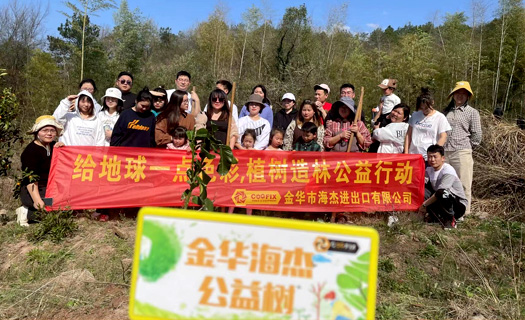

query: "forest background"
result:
(1, 1), (525, 319)
(1, 0), (525, 128)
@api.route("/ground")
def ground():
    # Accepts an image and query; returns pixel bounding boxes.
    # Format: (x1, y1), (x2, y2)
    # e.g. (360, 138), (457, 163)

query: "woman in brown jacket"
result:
(155, 90), (195, 148)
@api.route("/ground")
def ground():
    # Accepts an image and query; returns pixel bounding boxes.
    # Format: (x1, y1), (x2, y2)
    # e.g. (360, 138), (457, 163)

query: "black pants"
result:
(425, 182), (466, 221)
(20, 185), (46, 221)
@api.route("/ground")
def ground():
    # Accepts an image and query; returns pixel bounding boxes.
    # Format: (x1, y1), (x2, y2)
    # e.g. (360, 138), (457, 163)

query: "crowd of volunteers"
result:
(16, 70), (482, 229)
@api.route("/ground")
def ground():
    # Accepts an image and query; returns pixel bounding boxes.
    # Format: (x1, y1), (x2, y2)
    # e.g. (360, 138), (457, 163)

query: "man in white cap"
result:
(273, 92), (297, 131)
(314, 83), (331, 119)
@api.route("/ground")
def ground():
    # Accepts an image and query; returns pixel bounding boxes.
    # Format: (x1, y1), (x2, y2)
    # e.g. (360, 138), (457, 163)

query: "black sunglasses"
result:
(119, 79), (132, 85)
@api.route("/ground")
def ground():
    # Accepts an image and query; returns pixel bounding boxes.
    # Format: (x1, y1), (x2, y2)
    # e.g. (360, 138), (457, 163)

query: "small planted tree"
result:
(182, 124), (237, 211)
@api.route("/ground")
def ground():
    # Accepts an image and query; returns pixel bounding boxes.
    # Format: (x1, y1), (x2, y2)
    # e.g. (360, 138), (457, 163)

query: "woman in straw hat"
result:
(17, 116), (64, 226)
(443, 81), (482, 216)
(236, 94), (271, 150)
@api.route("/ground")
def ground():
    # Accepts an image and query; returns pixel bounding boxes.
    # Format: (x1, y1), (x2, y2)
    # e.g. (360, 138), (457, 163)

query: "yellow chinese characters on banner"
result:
(48, 147), (424, 211)
(71, 152), (414, 187)
(129, 208), (380, 320)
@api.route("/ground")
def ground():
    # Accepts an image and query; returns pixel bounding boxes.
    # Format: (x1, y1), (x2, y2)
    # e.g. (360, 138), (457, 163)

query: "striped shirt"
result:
(324, 119), (372, 152)
(444, 104), (482, 151)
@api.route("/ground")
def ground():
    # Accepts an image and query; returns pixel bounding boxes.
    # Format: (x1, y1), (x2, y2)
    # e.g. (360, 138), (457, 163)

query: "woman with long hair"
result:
(283, 100), (325, 151)
(195, 89), (238, 149)
(155, 89), (195, 148)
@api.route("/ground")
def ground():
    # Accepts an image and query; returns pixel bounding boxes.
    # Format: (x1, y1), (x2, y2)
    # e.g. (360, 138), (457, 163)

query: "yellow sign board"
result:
(129, 207), (379, 320)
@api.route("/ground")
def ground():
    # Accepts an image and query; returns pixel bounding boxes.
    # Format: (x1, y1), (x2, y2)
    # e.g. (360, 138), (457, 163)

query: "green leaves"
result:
(337, 273), (361, 289)
(336, 251), (371, 314)
(182, 125), (237, 211)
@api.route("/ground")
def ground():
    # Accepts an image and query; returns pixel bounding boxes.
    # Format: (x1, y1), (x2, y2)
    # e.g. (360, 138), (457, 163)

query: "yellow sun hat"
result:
(27, 115), (63, 136)
(448, 81), (474, 98)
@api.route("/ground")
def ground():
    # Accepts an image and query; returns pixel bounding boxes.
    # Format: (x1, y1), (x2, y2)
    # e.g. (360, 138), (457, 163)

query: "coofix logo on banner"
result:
(129, 208), (380, 320)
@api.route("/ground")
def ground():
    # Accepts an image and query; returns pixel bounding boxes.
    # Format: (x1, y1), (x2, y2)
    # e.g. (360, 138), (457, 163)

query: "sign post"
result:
(129, 207), (379, 320)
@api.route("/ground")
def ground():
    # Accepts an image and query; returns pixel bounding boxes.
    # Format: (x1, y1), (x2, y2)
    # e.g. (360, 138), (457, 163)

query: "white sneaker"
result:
(16, 206), (29, 227)
(387, 215), (399, 227)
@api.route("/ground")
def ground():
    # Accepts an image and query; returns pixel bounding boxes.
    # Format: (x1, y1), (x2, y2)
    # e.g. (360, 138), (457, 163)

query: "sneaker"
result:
(424, 213), (440, 224)
(443, 217), (457, 230)
(16, 206), (29, 227)
(387, 215), (399, 227)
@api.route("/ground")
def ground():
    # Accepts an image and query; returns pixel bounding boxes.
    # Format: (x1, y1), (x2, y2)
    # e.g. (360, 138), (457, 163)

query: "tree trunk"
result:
(326, 33), (334, 68)
(80, 5), (87, 81)
(213, 27), (220, 78)
(229, 31), (235, 76)
(258, 20), (267, 80)
(493, 7), (507, 109)
(239, 29), (247, 79)
(476, 22), (483, 98)
(503, 45), (518, 112)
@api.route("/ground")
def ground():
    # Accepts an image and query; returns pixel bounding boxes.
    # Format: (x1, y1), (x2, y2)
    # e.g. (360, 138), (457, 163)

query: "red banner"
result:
(46, 147), (425, 212)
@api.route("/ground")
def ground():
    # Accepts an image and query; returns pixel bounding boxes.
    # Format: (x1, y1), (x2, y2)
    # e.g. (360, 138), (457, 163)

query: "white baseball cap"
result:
(101, 87), (124, 101)
(314, 83), (330, 94)
(281, 93), (296, 101)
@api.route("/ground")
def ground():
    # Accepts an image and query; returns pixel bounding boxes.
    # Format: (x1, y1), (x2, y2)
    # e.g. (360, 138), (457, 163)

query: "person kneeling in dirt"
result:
(17, 116), (65, 226)
(419, 144), (468, 229)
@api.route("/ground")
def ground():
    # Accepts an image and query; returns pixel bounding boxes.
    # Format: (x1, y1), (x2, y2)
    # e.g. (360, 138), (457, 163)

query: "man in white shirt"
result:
(419, 144), (468, 229)
(166, 70), (201, 117)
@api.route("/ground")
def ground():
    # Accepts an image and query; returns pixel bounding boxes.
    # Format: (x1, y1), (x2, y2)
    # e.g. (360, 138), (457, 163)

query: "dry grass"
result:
(473, 111), (525, 220)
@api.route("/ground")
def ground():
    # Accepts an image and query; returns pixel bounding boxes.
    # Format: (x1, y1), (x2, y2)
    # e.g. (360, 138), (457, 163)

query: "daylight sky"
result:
(14, 0), (500, 36)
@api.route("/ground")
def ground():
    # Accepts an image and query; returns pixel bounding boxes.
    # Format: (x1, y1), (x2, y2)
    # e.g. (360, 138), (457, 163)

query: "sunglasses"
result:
(212, 97), (225, 102)
(119, 79), (132, 85)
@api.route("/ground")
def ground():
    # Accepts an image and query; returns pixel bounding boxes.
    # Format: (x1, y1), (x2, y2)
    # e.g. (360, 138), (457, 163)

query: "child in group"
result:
(236, 94), (271, 150)
(229, 130), (255, 215)
(53, 89), (105, 146)
(241, 129), (257, 150)
(294, 122), (321, 151)
(166, 126), (190, 151)
(265, 128), (284, 150)
(110, 87), (156, 147)
(372, 78), (401, 127)
(98, 88), (124, 146)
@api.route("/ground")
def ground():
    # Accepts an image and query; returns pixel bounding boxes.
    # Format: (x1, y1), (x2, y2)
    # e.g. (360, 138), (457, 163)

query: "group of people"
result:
(17, 70), (482, 229)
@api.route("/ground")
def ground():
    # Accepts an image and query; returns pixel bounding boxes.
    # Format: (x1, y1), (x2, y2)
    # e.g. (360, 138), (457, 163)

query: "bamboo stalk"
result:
(226, 82), (237, 146)
(347, 87), (364, 152)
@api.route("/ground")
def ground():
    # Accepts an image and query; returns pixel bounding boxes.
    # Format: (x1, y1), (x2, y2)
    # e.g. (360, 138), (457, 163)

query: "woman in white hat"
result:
(443, 81), (482, 216)
(98, 87), (124, 146)
(17, 116), (64, 225)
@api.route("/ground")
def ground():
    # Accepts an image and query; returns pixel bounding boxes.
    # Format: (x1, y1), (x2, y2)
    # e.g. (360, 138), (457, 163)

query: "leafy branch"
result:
(182, 124), (237, 211)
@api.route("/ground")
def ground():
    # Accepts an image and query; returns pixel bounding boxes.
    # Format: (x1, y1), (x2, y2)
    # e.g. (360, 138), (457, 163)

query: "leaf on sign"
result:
(344, 265), (368, 281)
(337, 273), (361, 289)
(342, 292), (367, 311)
(357, 251), (370, 262)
